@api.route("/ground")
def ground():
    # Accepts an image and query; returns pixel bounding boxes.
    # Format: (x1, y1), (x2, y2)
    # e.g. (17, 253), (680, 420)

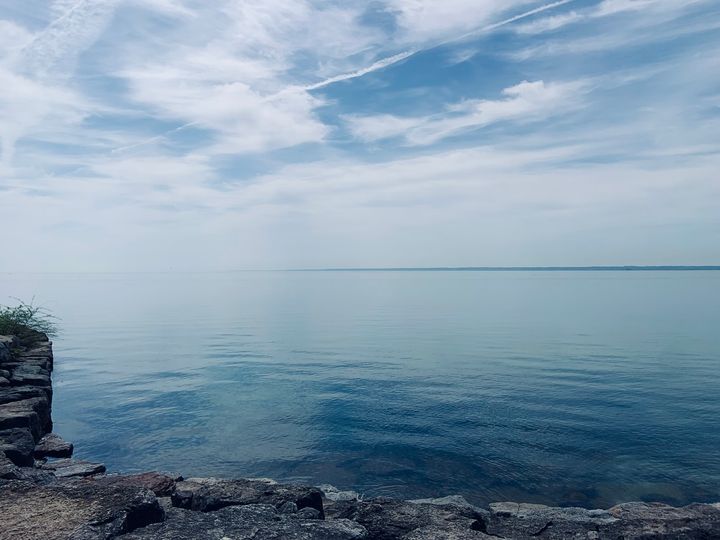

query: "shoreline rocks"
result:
(1, 332), (719, 539)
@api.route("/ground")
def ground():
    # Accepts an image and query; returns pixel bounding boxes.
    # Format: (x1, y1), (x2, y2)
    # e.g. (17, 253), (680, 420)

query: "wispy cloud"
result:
(345, 80), (589, 145)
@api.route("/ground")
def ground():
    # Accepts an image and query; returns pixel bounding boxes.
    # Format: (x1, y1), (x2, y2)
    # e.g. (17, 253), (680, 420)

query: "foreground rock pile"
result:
(2, 334), (719, 539)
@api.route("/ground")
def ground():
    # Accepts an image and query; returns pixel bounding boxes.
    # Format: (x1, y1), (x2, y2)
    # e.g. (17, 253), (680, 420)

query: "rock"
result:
(34, 433), (74, 458)
(347, 498), (486, 540)
(0, 342), (10, 364)
(321, 483), (360, 502)
(0, 377), (9, 387)
(410, 495), (475, 508)
(403, 522), (495, 539)
(279, 500), (298, 514)
(607, 501), (720, 539)
(296, 506), (322, 519)
(0, 385), (52, 406)
(0, 452), (18, 478)
(171, 477), (325, 517)
(121, 504), (368, 540)
(0, 396), (51, 439)
(0, 478), (164, 540)
(0, 335), (20, 349)
(483, 501), (720, 539)
(0, 428), (36, 466)
(8, 364), (51, 387)
(97, 472), (178, 497)
(40, 458), (106, 478)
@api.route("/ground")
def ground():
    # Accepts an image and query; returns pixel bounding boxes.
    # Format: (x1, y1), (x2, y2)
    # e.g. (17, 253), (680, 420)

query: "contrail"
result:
(304, 50), (418, 90)
(111, 122), (198, 154)
(109, 0), (575, 154)
(305, 0), (576, 91)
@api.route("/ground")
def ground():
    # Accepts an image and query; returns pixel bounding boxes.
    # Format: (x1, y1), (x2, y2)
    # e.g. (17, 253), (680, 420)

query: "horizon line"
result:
(291, 265), (720, 272)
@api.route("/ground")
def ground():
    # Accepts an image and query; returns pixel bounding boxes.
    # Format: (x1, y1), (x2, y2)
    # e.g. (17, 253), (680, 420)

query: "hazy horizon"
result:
(1, 1), (719, 272)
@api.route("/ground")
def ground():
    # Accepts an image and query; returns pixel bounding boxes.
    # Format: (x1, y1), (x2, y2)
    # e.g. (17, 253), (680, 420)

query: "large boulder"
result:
(0, 427), (36, 465)
(0, 397), (51, 439)
(0, 478), (164, 540)
(171, 477), (325, 517)
(34, 433), (73, 458)
(122, 504), (367, 540)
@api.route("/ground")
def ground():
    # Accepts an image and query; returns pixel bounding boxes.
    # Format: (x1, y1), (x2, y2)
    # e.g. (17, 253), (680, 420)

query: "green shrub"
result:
(0, 298), (59, 337)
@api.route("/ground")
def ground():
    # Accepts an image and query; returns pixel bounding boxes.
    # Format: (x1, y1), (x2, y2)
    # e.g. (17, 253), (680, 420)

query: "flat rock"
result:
(0, 478), (164, 540)
(0, 427), (36, 465)
(41, 458), (106, 478)
(0, 385), (52, 406)
(171, 477), (325, 517)
(98, 472), (178, 497)
(0, 397), (50, 440)
(336, 498), (486, 540)
(34, 433), (74, 458)
(122, 504), (368, 540)
(484, 500), (720, 539)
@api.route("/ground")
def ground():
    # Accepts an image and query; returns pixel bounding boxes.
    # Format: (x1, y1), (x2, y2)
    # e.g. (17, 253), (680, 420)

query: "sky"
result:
(0, 0), (719, 271)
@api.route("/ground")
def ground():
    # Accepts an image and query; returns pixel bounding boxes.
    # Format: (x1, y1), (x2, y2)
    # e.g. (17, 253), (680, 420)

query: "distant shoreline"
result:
(293, 266), (720, 272)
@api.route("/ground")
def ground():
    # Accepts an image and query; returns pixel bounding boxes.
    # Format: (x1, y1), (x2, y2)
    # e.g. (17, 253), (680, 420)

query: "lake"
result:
(2, 270), (719, 508)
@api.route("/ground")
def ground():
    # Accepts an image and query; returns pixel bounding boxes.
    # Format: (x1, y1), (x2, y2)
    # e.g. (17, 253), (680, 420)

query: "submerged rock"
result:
(122, 504), (368, 540)
(0, 479), (164, 540)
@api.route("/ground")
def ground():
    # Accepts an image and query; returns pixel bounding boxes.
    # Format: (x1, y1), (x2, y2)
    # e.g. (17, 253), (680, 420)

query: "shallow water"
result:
(2, 270), (719, 507)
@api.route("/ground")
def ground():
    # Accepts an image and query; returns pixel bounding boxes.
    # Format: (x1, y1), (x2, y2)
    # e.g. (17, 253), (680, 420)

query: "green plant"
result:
(0, 298), (59, 337)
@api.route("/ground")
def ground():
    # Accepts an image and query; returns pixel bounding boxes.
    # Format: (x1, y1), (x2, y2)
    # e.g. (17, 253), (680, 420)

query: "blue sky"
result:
(1, 0), (719, 271)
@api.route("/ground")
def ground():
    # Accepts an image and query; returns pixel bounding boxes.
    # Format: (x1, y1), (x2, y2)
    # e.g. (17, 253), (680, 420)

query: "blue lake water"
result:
(2, 270), (719, 507)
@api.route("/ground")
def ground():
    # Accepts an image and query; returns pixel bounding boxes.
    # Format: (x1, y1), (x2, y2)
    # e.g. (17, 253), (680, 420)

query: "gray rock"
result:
(122, 504), (368, 540)
(96, 472), (178, 497)
(171, 477), (325, 517)
(403, 522), (495, 539)
(296, 506), (322, 520)
(40, 458), (106, 478)
(0, 385), (52, 406)
(8, 364), (51, 387)
(0, 335), (19, 349)
(34, 433), (74, 458)
(321, 484), (360, 502)
(0, 428), (36, 465)
(0, 478), (164, 540)
(0, 377), (9, 387)
(0, 342), (10, 364)
(279, 500), (299, 514)
(0, 396), (51, 439)
(345, 498), (485, 540)
(484, 500), (720, 539)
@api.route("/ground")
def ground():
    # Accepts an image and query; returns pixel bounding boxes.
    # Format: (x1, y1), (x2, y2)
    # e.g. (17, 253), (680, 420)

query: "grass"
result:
(0, 298), (59, 337)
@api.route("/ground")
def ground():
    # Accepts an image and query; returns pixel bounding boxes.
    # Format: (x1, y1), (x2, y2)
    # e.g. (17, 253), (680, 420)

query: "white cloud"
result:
(386, 0), (533, 42)
(514, 11), (582, 34)
(345, 80), (588, 145)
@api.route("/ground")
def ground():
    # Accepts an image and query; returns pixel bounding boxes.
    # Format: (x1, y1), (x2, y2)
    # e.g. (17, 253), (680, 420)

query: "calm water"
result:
(2, 271), (719, 507)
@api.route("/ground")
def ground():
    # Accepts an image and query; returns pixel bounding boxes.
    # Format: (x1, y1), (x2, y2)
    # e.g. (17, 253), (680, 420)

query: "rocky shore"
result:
(2, 333), (719, 539)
